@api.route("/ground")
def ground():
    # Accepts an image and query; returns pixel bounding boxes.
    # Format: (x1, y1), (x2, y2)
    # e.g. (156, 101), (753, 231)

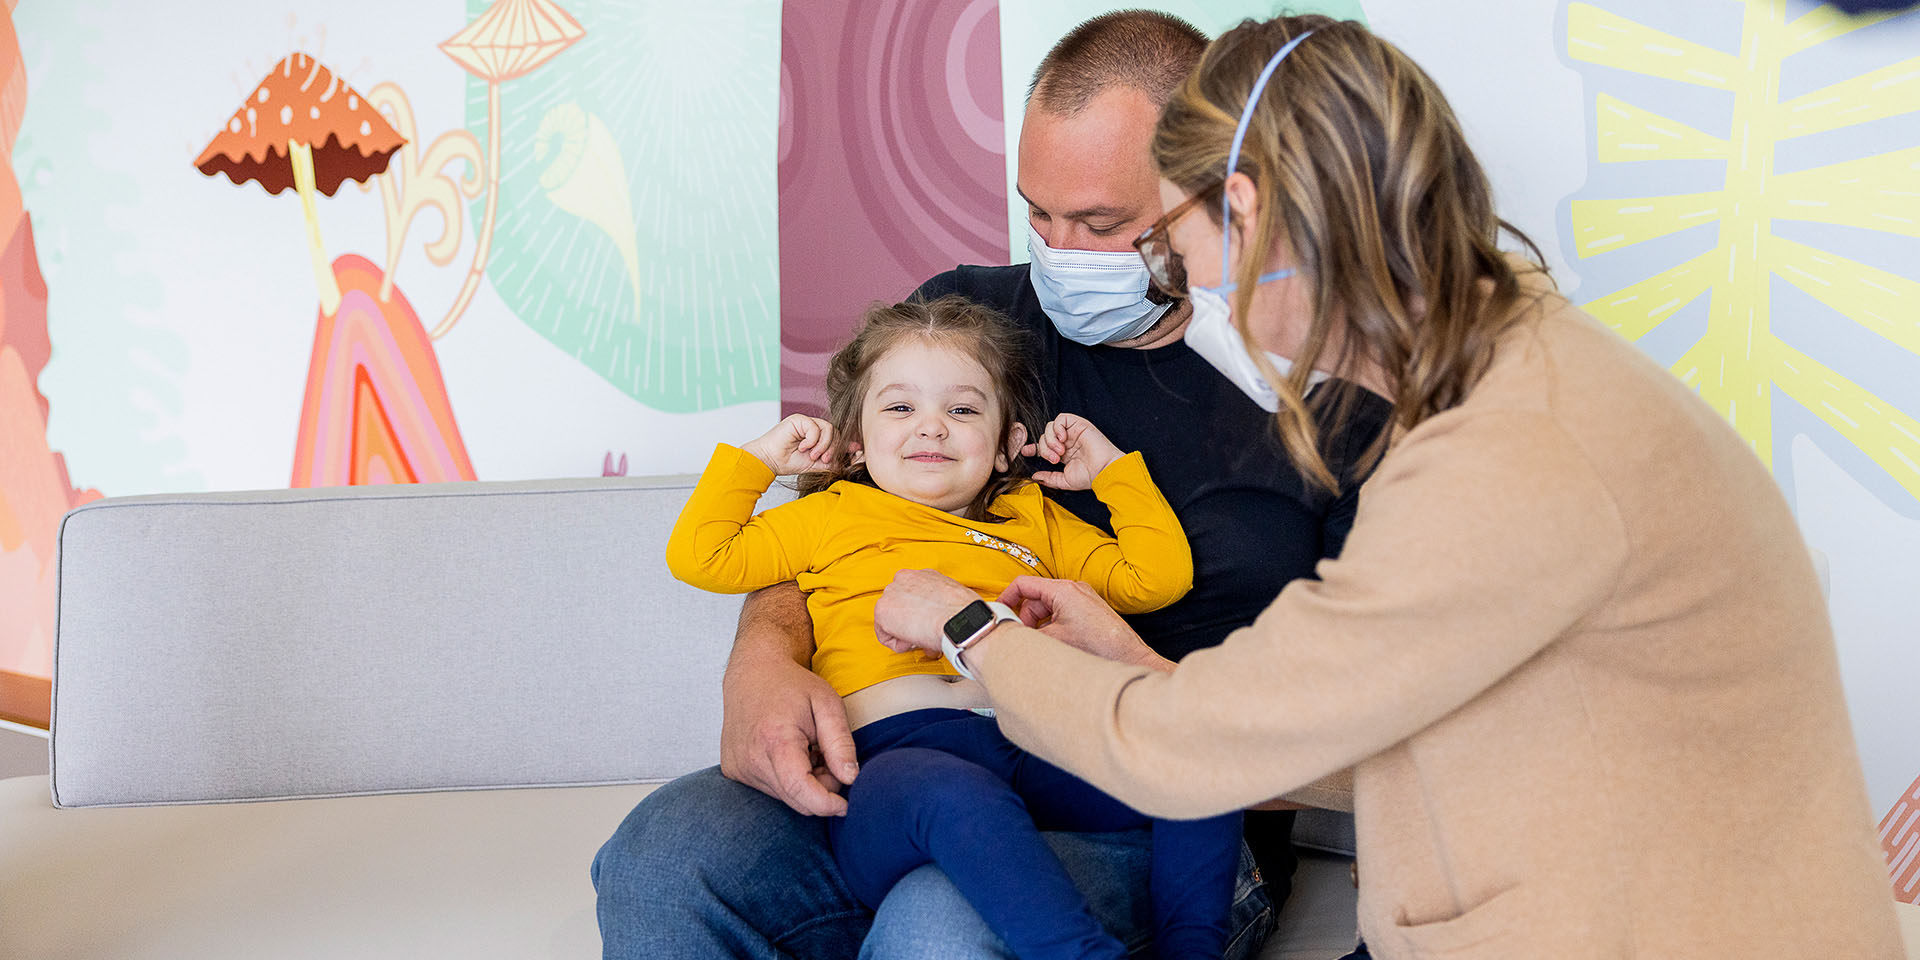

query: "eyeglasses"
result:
(1132, 183), (1222, 299)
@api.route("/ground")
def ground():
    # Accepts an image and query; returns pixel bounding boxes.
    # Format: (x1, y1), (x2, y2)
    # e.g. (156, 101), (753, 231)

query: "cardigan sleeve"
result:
(977, 410), (1631, 820)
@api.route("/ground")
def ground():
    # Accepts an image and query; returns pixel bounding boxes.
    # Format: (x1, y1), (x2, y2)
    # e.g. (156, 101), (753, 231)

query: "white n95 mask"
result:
(1184, 283), (1327, 413)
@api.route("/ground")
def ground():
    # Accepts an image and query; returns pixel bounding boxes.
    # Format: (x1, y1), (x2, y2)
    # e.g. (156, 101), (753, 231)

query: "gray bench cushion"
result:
(53, 477), (787, 808)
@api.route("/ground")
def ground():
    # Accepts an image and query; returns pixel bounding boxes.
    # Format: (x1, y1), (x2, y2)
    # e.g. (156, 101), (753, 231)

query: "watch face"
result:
(942, 600), (993, 646)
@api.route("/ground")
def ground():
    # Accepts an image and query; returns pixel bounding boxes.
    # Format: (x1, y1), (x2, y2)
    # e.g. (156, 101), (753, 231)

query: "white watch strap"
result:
(942, 601), (1018, 681)
(940, 634), (979, 682)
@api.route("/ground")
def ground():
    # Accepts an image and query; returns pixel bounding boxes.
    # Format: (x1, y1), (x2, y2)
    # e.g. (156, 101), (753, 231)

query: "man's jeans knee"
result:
(593, 766), (870, 960)
(593, 768), (1272, 960)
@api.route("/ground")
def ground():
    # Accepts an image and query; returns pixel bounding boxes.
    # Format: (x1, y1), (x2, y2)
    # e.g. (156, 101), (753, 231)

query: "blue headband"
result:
(1219, 30), (1315, 279)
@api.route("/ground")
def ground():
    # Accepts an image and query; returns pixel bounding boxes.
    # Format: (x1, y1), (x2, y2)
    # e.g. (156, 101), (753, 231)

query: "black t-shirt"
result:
(915, 264), (1391, 662)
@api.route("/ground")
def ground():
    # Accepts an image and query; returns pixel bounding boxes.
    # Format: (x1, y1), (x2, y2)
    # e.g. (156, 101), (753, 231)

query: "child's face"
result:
(855, 339), (1014, 515)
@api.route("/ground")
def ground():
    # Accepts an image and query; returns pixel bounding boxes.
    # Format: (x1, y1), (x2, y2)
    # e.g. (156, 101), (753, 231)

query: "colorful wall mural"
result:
(776, 0), (1011, 417)
(1, 0), (1915, 912)
(194, 51), (477, 487)
(1885, 771), (1920, 904)
(1553, 0), (1920, 898)
(469, 0), (781, 415)
(0, 0), (98, 701)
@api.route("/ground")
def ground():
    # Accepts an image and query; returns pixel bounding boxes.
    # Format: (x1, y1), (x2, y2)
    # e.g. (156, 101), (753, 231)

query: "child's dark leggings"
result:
(831, 708), (1242, 960)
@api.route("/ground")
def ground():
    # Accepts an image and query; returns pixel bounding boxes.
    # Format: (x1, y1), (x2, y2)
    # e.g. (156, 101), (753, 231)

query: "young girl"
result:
(665, 295), (1240, 960)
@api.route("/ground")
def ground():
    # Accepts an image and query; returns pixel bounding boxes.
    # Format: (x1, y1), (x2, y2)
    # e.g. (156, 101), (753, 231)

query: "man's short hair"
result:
(1028, 9), (1208, 115)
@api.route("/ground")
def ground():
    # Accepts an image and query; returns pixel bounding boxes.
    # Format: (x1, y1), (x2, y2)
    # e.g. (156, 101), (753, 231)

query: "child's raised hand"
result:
(1028, 413), (1123, 490)
(743, 414), (839, 475)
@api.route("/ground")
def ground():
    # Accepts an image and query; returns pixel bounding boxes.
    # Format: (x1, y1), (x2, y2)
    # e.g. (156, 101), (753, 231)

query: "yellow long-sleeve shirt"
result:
(666, 443), (1192, 696)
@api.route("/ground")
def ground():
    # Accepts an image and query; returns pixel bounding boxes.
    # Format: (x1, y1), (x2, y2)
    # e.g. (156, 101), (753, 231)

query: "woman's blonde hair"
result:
(795, 295), (1043, 522)
(1153, 15), (1548, 491)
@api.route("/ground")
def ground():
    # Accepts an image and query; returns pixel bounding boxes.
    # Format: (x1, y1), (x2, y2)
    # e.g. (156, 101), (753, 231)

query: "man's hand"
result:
(719, 583), (860, 816)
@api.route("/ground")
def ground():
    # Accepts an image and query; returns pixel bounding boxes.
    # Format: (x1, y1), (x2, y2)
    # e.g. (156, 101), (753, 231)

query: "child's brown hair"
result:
(795, 295), (1043, 522)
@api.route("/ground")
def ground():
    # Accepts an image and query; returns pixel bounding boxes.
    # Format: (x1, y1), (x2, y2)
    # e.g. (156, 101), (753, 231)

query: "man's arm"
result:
(718, 581), (861, 816)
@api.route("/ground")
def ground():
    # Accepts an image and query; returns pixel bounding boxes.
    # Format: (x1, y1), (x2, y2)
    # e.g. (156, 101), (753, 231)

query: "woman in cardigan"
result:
(872, 15), (1902, 960)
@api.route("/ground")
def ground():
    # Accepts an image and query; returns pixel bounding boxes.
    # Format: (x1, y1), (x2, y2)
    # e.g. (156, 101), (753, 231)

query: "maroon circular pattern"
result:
(778, 0), (1010, 415)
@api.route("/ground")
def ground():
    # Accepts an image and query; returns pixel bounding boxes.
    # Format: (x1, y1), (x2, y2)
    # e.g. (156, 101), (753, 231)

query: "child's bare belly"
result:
(843, 674), (992, 730)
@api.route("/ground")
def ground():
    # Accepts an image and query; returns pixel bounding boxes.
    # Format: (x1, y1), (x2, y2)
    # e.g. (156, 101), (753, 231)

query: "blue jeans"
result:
(834, 709), (1241, 960)
(593, 765), (1275, 959)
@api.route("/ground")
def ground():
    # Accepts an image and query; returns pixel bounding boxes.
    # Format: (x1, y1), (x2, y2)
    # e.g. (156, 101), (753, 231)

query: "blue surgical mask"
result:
(1185, 30), (1318, 407)
(1026, 223), (1173, 345)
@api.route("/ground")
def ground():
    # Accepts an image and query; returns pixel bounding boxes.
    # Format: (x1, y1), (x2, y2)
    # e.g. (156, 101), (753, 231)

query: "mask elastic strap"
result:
(1218, 30), (1314, 290)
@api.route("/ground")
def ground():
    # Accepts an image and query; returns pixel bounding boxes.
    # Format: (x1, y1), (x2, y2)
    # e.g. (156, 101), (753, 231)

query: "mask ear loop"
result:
(1219, 30), (1314, 291)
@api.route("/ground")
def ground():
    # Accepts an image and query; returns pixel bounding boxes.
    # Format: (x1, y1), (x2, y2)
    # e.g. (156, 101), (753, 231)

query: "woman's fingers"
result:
(998, 575), (1059, 626)
(1019, 594), (1054, 627)
(875, 624), (913, 652)
(998, 574), (1048, 605)
(875, 569), (976, 654)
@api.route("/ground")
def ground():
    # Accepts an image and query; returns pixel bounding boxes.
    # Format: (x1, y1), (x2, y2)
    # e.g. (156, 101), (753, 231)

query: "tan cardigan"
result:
(975, 276), (1902, 959)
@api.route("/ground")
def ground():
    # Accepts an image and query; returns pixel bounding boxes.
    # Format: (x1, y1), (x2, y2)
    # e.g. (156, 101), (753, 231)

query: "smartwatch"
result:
(939, 599), (1019, 681)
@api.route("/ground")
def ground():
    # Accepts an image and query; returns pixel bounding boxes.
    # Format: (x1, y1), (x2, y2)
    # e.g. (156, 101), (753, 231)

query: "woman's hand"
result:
(1025, 413), (1124, 490)
(874, 569), (981, 658)
(998, 576), (1173, 672)
(743, 414), (838, 475)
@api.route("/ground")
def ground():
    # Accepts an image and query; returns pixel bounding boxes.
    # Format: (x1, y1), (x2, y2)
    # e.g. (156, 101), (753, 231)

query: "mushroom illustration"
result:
(436, 0), (582, 338)
(194, 53), (406, 316)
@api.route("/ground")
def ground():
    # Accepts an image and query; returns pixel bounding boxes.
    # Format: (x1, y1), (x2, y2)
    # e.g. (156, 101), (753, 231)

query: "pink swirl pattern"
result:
(778, 0), (1010, 416)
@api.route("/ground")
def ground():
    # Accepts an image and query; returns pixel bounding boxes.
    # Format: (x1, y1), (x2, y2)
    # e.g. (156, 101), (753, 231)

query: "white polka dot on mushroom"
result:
(348, 95), (358, 110)
(257, 87), (269, 103)
(359, 120), (371, 136)
(280, 105), (292, 125)
(229, 117), (240, 133)
(310, 106), (320, 120)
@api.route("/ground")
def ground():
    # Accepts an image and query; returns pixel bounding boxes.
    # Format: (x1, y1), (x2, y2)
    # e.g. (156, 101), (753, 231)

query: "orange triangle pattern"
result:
(349, 365), (417, 486)
(292, 255), (475, 487)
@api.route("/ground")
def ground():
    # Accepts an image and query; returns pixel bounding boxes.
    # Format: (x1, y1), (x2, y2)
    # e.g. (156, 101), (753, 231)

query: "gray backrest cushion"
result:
(52, 477), (792, 808)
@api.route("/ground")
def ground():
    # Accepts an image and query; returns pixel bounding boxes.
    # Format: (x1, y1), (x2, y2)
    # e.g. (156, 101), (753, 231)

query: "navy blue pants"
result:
(832, 708), (1242, 960)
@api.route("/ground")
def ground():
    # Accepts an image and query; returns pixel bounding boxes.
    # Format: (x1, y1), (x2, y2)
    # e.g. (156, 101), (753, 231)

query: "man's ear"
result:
(998, 423), (1028, 472)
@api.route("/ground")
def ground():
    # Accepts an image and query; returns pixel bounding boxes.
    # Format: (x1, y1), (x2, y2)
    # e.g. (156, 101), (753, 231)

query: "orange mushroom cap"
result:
(194, 52), (406, 196)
